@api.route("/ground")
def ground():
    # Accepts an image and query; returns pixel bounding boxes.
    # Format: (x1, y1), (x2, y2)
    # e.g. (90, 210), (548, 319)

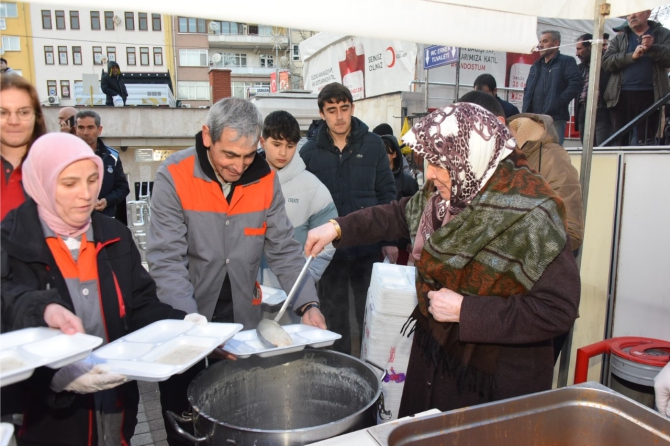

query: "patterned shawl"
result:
(401, 103), (516, 256)
(401, 104), (568, 395)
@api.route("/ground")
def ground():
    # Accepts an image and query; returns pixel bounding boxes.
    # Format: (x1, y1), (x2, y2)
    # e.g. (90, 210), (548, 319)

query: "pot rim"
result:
(188, 349), (383, 434)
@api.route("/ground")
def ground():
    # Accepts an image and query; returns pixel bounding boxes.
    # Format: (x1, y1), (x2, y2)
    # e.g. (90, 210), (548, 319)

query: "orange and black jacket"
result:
(1, 198), (186, 445)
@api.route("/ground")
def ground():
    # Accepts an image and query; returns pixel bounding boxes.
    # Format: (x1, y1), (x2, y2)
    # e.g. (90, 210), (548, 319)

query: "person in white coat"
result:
(259, 111), (337, 289)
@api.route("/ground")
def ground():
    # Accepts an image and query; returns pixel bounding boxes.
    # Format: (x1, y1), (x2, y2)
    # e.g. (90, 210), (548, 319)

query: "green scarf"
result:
(404, 149), (567, 393)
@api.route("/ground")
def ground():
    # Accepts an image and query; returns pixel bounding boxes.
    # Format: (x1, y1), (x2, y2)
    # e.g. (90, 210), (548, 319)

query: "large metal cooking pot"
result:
(166, 349), (391, 445)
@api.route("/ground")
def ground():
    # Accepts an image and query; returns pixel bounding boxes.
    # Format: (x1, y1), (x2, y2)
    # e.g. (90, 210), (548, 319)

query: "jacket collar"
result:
(95, 138), (109, 157)
(315, 116), (368, 151)
(194, 131), (271, 197)
(276, 150), (305, 184)
(1, 199), (121, 264)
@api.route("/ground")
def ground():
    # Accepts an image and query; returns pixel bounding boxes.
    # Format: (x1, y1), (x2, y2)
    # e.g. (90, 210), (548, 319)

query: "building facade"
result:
(28, 3), (175, 106)
(1, 1), (35, 82)
(172, 17), (316, 107)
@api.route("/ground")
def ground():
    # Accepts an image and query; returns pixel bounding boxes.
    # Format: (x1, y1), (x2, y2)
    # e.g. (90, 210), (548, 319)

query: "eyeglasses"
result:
(0, 108), (35, 122)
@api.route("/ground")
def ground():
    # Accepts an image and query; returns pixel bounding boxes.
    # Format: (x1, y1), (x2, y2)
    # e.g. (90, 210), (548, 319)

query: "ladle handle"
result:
(274, 255), (314, 322)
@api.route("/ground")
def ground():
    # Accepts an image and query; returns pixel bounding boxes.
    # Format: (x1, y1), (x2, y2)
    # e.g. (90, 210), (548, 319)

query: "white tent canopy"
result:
(29, 0), (667, 54)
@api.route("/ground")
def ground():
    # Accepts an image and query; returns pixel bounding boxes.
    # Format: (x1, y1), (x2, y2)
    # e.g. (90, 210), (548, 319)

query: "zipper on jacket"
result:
(112, 271), (129, 330)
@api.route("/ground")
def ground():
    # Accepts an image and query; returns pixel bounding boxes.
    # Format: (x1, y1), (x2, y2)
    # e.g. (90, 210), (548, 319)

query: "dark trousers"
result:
(317, 250), (377, 354)
(578, 105), (612, 146)
(159, 301), (233, 446)
(610, 90), (658, 146)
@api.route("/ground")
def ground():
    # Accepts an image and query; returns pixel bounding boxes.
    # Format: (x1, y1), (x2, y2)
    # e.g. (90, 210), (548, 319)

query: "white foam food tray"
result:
(0, 327), (103, 387)
(260, 285), (288, 307)
(85, 320), (242, 382)
(222, 324), (341, 358)
(0, 423), (14, 446)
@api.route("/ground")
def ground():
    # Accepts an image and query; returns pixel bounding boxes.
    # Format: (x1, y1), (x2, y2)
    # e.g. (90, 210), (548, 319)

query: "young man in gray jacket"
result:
(259, 110), (337, 287)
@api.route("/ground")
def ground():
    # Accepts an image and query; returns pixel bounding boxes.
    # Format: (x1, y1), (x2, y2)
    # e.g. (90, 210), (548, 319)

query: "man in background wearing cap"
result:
(603, 10), (670, 145)
(574, 33), (612, 146)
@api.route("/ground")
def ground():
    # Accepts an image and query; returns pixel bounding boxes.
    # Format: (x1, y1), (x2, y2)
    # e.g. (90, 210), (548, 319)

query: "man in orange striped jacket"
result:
(147, 97), (325, 446)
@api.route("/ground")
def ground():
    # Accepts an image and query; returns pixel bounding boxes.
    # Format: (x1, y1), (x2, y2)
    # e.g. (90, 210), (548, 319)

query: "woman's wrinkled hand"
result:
(305, 222), (338, 257)
(427, 288), (464, 323)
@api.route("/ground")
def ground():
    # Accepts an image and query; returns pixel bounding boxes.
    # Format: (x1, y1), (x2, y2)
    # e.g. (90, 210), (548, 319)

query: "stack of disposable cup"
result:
(360, 262), (417, 422)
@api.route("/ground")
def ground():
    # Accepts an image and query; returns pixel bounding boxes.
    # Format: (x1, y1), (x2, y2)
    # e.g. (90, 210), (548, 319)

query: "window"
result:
(140, 47), (149, 65)
(258, 25), (273, 36)
(222, 52), (246, 67)
(178, 17), (205, 33)
(177, 81), (210, 100)
(179, 49), (208, 67)
(72, 46), (82, 65)
(107, 46), (116, 62)
(60, 80), (70, 98)
(0, 3), (18, 18)
(70, 11), (79, 29)
(47, 80), (57, 97)
(55, 10), (65, 29)
(44, 46), (54, 65)
(104, 11), (114, 30)
(124, 12), (133, 30)
(41, 10), (51, 29)
(248, 25), (258, 35)
(152, 13), (161, 31)
(90, 11), (100, 30)
(1, 36), (19, 51)
(126, 47), (136, 65)
(58, 46), (67, 64)
(93, 46), (103, 65)
(215, 21), (241, 34)
(292, 44), (300, 61)
(260, 54), (273, 68)
(138, 13), (147, 30)
(153, 47), (163, 65)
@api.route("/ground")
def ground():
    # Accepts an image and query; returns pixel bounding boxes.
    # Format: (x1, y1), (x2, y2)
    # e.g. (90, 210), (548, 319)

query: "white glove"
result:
(184, 313), (207, 326)
(654, 361), (670, 417)
(50, 362), (127, 394)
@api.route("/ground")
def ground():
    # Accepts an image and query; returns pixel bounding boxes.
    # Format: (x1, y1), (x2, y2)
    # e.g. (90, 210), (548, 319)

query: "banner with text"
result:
(303, 37), (417, 99)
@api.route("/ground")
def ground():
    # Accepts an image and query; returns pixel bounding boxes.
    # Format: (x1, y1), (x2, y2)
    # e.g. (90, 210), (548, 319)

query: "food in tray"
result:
(154, 345), (208, 365)
(0, 357), (25, 373)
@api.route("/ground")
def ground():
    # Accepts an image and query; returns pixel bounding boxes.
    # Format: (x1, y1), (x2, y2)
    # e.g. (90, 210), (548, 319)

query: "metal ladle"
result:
(256, 256), (314, 348)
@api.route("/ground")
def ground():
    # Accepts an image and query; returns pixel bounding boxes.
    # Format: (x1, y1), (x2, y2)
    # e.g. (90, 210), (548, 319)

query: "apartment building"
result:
(0, 1), (35, 81)
(173, 16), (316, 106)
(29, 3), (175, 105)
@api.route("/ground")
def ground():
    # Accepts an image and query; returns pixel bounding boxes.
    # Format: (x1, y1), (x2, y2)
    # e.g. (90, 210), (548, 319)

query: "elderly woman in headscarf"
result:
(305, 103), (580, 414)
(1, 133), (201, 445)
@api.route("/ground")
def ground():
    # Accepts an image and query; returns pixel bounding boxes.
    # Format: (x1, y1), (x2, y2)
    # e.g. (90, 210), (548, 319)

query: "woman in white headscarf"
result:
(305, 103), (580, 415)
(1, 133), (199, 445)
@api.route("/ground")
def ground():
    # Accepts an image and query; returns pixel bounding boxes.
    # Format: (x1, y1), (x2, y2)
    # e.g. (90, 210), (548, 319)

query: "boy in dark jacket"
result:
(101, 61), (128, 106)
(300, 82), (396, 354)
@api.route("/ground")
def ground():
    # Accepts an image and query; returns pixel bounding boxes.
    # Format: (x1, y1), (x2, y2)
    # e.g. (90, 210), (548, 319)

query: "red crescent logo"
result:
(386, 47), (396, 68)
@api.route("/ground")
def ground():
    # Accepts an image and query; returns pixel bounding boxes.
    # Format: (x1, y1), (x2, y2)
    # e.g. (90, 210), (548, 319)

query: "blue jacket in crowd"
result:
(522, 52), (583, 122)
(95, 138), (130, 217)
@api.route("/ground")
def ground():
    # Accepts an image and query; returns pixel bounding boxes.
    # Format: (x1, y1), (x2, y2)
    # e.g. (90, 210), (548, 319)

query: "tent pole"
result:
(424, 68), (429, 111)
(557, 0), (610, 388)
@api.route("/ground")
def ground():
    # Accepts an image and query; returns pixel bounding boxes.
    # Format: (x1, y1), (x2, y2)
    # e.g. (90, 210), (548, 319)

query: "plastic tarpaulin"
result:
(28, 0), (668, 54)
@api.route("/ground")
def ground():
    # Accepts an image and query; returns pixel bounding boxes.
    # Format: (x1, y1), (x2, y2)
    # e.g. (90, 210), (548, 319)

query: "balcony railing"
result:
(209, 63), (276, 75)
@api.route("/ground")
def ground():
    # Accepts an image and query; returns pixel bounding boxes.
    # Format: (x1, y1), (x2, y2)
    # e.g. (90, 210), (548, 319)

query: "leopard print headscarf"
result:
(402, 103), (516, 245)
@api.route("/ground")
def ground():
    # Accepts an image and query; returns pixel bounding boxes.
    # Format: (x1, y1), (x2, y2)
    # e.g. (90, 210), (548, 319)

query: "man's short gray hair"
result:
(75, 110), (101, 127)
(206, 97), (263, 145)
(542, 30), (561, 44)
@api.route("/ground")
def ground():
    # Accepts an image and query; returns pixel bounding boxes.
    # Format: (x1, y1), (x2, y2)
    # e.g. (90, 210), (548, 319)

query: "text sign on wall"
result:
(424, 45), (459, 69)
